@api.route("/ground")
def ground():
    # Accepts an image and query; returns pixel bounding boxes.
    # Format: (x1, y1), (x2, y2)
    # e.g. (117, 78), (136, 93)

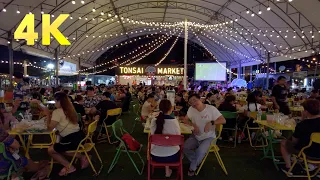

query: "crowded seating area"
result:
(0, 74), (319, 179)
(0, 0), (320, 179)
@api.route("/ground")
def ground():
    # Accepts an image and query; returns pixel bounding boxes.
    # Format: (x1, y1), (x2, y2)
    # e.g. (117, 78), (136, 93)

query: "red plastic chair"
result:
(148, 134), (184, 180)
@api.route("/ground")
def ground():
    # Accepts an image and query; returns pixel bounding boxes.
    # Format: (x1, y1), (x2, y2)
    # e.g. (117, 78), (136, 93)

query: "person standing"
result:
(183, 94), (226, 176)
(271, 76), (291, 115)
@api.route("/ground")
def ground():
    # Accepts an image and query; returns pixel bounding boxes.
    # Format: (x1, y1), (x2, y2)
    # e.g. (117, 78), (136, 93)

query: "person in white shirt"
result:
(183, 94), (226, 176)
(240, 91), (266, 112)
(141, 94), (155, 120)
(150, 99), (181, 177)
(47, 92), (93, 176)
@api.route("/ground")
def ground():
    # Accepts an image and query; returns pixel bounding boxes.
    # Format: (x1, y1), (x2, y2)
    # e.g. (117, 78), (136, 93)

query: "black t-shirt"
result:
(95, 100), (118, 124)
(272, 85), (288, 102)
(218, 102), (237, 112)
(73, 103), (85, 116)
(293, 117), (320, 158)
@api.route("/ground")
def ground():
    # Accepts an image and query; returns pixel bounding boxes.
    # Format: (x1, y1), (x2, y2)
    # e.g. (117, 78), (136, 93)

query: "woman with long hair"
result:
(47, 92), (92, 176)
(150, 99), (181, 178)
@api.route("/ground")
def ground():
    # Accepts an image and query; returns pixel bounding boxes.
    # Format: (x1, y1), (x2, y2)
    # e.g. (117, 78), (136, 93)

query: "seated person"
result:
(218, 95), (237, 112)
(73, 95), (86, 116)
(175, 93), (188, 112)
(280, 99), (320, 173)
(121, 88), (131, 112)
(309, 89), (319, 99)
(0, 103), (17, 130)
(150, 99), (181, 178)
(84, 87), (101, 108)
(47, 92), (88, 176)
(141, 94), (156, 120)
(90, 92), (118, 125)
(204, 93), (216, 106)
(240, 91), (263, 112)
(183, 94), (226, 176)
(0, 128), (48, 178)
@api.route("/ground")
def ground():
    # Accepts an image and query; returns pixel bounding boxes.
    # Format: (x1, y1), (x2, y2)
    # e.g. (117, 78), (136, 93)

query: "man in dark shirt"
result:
(121, 88), (131, 112)
(280, 99), (320, 173)
(73, 95), (86, 116)
(91, 92), (118, 125)
(271, 76), (290, 115)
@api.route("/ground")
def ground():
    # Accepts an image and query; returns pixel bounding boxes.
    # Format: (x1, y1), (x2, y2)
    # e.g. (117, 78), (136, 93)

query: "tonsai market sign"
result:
(118, 66), (184, 75)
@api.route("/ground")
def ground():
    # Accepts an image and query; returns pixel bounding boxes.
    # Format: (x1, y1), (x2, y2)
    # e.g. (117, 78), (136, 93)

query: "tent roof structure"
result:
(0, 0), (319, 69)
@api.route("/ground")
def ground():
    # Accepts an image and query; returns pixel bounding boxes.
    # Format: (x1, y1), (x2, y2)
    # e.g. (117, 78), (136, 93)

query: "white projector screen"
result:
(195, 63), (227, 81)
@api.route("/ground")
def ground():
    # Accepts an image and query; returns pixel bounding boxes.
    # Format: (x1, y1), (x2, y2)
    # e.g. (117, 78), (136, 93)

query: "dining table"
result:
(255, 119), (296, 170)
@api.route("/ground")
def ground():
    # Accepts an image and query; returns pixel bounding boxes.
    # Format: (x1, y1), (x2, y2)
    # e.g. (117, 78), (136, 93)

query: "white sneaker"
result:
(307, 164), (317, 171)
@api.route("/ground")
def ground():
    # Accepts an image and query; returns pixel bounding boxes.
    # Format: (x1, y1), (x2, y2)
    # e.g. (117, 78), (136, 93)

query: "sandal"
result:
(58, 166), (76, 176)
(80, 155), (91, 169)
(188, 169), (195, 177)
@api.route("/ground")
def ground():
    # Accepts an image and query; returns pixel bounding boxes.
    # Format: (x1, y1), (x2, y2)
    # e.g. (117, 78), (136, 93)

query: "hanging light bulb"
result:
(234, 18), (238, 22)
(78, 16), (82, 19)
(51, 14), (54, 17)
(16, 6), (20, 14)
(85, 17), (88, 20)
(92, 8), (96, 12)
(288, 0), (293, 2)
(70, 15), (73, 19)
(267, 6), (271, 11)
(2, 8), (6, 12)
(258, 10), (262, 14)
(81, 0), (85, 4)
(251, 13), (255, 17)
(29, 11), (32, 14)
(246, 10), (250, 14)
(100, 11), (104, 15)
(71, 1), (76, 4)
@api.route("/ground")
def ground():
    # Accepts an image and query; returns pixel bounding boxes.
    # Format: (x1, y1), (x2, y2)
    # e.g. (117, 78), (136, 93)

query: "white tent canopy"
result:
(0, 0), (319, 69)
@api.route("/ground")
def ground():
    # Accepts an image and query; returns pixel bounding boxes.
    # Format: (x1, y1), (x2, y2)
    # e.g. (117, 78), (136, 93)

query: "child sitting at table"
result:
(150, 99), (181, 178)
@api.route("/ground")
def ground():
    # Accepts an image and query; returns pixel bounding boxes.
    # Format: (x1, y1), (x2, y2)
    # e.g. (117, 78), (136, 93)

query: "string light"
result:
(78, 33), (172, 72)
(63, 27), (179, 61)
(71, 1), (76, 4)
(2, 8), (6, 12)
(155, 33), (181, 66)
(83, 34), (172, 74)
(191, 30), (237, 75)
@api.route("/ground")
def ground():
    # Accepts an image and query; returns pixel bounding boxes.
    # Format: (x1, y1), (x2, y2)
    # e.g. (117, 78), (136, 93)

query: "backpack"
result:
(121, 133), (141, 151)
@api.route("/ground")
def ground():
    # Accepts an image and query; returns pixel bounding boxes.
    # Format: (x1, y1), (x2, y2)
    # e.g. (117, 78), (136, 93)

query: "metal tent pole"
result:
(8, 32), (13, 90)
(250, 66), (253, 82)
(54, 48), (59, 87)
(184, 18), (188, 90)
(266, 52), (270, 90)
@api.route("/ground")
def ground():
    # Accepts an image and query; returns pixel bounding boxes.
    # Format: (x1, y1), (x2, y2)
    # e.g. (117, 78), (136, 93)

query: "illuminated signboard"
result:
(118, 66), (184, 75)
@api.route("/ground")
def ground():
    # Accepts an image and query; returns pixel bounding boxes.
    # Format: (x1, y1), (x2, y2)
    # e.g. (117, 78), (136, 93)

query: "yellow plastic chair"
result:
(196, 124), (228, 175)
(244, 111), (268, 148)
(98, 108), (122, 144)
(286, 133), (320, 180)
(66, 120), (103, 176)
